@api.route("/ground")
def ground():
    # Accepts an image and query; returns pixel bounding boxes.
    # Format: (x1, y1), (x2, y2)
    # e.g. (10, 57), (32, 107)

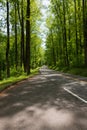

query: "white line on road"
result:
(64, 87), (87, 104)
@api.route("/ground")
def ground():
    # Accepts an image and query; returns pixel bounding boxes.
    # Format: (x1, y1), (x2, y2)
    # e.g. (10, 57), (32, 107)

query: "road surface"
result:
(0, 66), (87, 130)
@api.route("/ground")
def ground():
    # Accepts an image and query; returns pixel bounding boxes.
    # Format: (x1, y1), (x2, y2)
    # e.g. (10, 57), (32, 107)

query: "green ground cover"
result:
(0, 68), (39, 92)
(50, 66), (87, 77)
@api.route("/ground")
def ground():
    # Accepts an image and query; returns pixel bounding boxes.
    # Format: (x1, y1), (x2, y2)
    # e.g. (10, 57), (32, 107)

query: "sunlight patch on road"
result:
(43, 73), (62, 77)
(41, 108), (74, 128)
(0, 105), (74, 130)
(25, 106), (74, 129)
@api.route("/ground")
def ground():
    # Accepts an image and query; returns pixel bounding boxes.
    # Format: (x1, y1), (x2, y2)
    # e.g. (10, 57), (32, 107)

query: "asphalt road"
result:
(0, 66), (87, 130)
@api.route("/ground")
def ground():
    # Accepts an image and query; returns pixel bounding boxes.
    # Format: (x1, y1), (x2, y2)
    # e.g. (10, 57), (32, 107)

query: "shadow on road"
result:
(0, 68), (87, 130)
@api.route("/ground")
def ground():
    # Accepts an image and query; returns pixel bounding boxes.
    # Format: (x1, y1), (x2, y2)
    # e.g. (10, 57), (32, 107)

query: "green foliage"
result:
(51, 65), (87, 77)
(0, 67), (39, 92)
(0, 0), (44, 79)
(45, 0), (86, 71)
(10, 67), (25, 77)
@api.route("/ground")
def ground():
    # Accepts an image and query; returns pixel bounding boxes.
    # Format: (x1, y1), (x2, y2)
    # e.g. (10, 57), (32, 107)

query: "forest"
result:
(0, 0), (44, 81)
(0, 1), (87, 129)
(0, 0), (87, 82)
(45, 0), (87, 70)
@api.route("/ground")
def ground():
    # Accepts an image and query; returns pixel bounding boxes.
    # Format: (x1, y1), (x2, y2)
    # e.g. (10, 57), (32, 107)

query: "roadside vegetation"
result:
(1, 0), (87, 93)
(0, 68), (39, 92)
(50, 66), (87, 77)
(45, 0), (87, 77)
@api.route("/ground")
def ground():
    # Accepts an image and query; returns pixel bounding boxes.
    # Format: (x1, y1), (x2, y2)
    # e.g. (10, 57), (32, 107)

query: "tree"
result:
(62, 0), (69, 66)
(26, 0), (30, 75)
(45, 0), (87, 68)
(21, 0), (25, 71)
(14, 0), (18, 70)
(83, 0), (87, 66)
(0, 0), (43, 80)
(6, 0), (10, 77)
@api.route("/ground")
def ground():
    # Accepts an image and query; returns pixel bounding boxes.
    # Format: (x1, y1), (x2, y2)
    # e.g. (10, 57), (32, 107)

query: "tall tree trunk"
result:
(6, 0), (10, 77)
(52, 0), (63, 63)
(17, 0), (25, 71)
(63, 0), (69, 66)
(15, 1), (18, 70)
(21, 0), (25, 72)
(50, 29), (56, 66)
(0, 62), (2, 80)
(78, 0), (82, 55)
(26, 0), (30, 75)
(83, 0), (87, 66)
(67, 1), (72, 65)
(74, 0), (78, 61)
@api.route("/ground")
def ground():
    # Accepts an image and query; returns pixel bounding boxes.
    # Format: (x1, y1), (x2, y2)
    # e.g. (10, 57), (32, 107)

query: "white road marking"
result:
(64, 87), (87, 104)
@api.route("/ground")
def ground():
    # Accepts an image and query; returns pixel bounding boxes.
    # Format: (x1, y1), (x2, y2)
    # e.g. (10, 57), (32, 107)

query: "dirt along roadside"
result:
(0, 67), (87, 130)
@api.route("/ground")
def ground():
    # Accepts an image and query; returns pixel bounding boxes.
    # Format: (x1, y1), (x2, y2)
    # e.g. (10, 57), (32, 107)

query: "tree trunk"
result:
(74, 0), (78, 62)
(15, 1), (18, 70)
(17, 0), (26, 71)
(50, 29), (56, 66)
(78, 0), (82, 55)
(0, 62), (2, 80)
(21, 0), (26, 72)
(83, 0), (87, 66)
(63, 0), (69, 66)
(26, 0), (30, 75)
(6, 0), (10, 77)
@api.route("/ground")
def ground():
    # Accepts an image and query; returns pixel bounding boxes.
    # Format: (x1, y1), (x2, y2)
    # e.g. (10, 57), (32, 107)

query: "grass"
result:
(0, 68), (39, 92)
(67, 68), (87, 77)
(51, 66), (87, 77)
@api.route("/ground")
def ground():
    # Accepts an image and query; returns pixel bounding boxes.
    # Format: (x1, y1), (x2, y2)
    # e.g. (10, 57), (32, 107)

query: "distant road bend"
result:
(0, 66), (87, 130)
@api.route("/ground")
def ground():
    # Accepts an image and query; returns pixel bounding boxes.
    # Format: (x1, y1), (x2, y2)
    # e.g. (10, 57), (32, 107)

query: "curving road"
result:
(0, 66), (87, 130)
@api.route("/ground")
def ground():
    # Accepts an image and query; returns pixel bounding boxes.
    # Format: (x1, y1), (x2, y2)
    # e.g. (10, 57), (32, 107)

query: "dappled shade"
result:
(0, 68), (87, 130)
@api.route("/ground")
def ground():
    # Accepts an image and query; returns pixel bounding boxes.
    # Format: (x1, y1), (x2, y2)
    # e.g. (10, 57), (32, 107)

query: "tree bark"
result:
(6, 0), (10, 77)
(0, 62), (2, 80)
(63, 0), (69, 66)
(74, 0), (78, 62)
(15, 1), (18, 70)
(21, 0), (25, 72)
(83, 0), (87, 66)
(26, 0), (30, 74)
